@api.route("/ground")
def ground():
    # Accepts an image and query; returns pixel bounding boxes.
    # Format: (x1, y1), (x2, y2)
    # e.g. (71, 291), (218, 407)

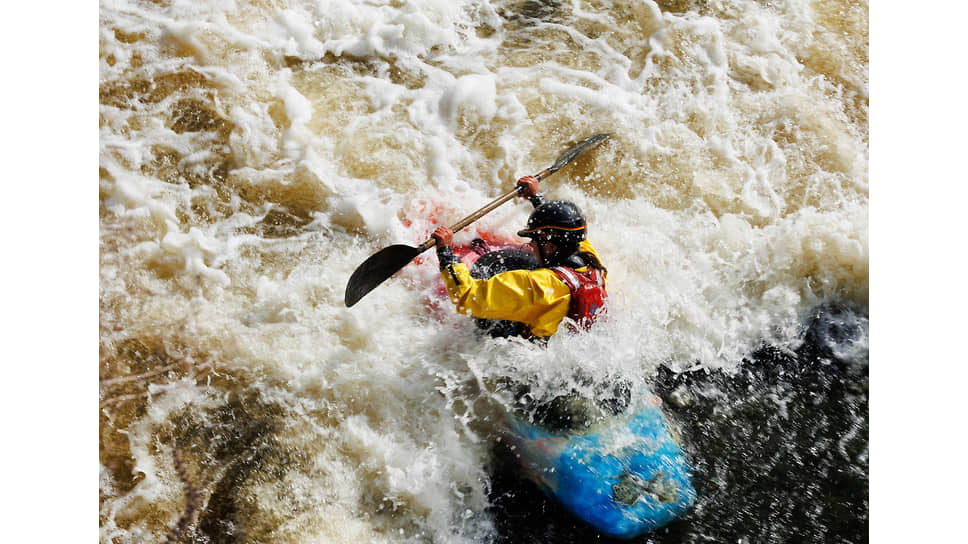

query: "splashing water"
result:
(99, 0), (867, 542)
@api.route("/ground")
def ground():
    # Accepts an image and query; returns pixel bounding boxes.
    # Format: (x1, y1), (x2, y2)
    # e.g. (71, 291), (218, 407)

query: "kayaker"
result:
(431, 175), (607, 339)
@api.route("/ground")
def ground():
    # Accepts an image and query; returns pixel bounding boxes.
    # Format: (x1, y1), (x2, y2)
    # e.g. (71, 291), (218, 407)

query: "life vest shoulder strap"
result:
(551, 266), (605, 291)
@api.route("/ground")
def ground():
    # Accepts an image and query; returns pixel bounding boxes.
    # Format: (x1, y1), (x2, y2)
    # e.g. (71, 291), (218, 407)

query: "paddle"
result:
(344, 133), (611, 307)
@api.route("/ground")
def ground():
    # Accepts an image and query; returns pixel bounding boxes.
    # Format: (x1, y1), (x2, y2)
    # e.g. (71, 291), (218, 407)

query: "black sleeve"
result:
(529, 193), (548, 208)
(436, 246), (461, 270)
(561, 253), (586, 269)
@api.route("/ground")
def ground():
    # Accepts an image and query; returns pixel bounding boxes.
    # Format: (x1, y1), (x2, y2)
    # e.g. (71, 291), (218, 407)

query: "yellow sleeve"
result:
(440, 263), (572, 338)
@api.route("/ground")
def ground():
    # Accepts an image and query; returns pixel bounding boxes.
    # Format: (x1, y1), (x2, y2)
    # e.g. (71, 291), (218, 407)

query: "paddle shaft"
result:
(414, 168), (554, 252)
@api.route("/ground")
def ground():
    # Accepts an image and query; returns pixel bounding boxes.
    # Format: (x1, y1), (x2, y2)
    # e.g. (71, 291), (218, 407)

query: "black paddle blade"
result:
(547, 133), (612, 175)
(344, 244), (422, 307)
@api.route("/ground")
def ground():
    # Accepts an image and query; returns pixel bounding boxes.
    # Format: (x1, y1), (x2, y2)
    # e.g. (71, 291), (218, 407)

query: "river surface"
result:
(98, 0), (868, 542)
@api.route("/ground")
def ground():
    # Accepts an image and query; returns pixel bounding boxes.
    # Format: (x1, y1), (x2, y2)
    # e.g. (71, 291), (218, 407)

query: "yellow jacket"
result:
(439, 240), (605, 338)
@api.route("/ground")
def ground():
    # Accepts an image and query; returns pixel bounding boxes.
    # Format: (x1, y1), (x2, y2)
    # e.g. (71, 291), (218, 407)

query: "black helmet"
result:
(517, 200), (586, 260)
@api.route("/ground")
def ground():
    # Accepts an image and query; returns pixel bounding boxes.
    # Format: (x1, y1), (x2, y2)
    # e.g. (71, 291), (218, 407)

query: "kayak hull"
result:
(500, 390), (695, 539)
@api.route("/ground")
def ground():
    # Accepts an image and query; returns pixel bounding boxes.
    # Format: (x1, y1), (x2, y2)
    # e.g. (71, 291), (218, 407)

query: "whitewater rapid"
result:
(99, 0), (867, 542)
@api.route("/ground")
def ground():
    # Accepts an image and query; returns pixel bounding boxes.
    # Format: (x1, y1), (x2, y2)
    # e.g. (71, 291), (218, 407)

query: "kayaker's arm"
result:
(439, 263), (571, 335)
(432, 226), (460, 269)
(528, 193), (548, 208)
(516, 175), (548, 209)
(435, 245), (461, 270)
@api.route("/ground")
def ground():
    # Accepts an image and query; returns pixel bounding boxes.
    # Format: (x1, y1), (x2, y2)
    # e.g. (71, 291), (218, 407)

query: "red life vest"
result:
(551, 266), (607, 332)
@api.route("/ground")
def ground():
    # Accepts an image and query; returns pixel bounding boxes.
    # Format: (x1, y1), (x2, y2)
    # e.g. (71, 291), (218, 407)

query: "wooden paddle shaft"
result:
(415, 186), (517, 251)
(416, 168), (557, 252)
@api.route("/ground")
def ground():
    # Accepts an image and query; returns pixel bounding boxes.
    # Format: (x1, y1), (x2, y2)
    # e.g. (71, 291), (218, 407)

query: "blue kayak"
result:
(500, 389), (696, 539)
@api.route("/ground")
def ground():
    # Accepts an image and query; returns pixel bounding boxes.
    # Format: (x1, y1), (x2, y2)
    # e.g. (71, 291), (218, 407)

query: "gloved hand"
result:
(432, 226), (453, 247)
(516, 175), (540, 198)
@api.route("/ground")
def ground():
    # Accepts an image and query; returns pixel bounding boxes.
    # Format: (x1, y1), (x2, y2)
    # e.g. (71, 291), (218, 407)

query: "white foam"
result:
(100, 0), (868, 541)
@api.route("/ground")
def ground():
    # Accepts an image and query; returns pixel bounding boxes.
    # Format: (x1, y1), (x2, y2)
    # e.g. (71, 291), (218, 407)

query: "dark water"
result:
(487, 304), (869, 543)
